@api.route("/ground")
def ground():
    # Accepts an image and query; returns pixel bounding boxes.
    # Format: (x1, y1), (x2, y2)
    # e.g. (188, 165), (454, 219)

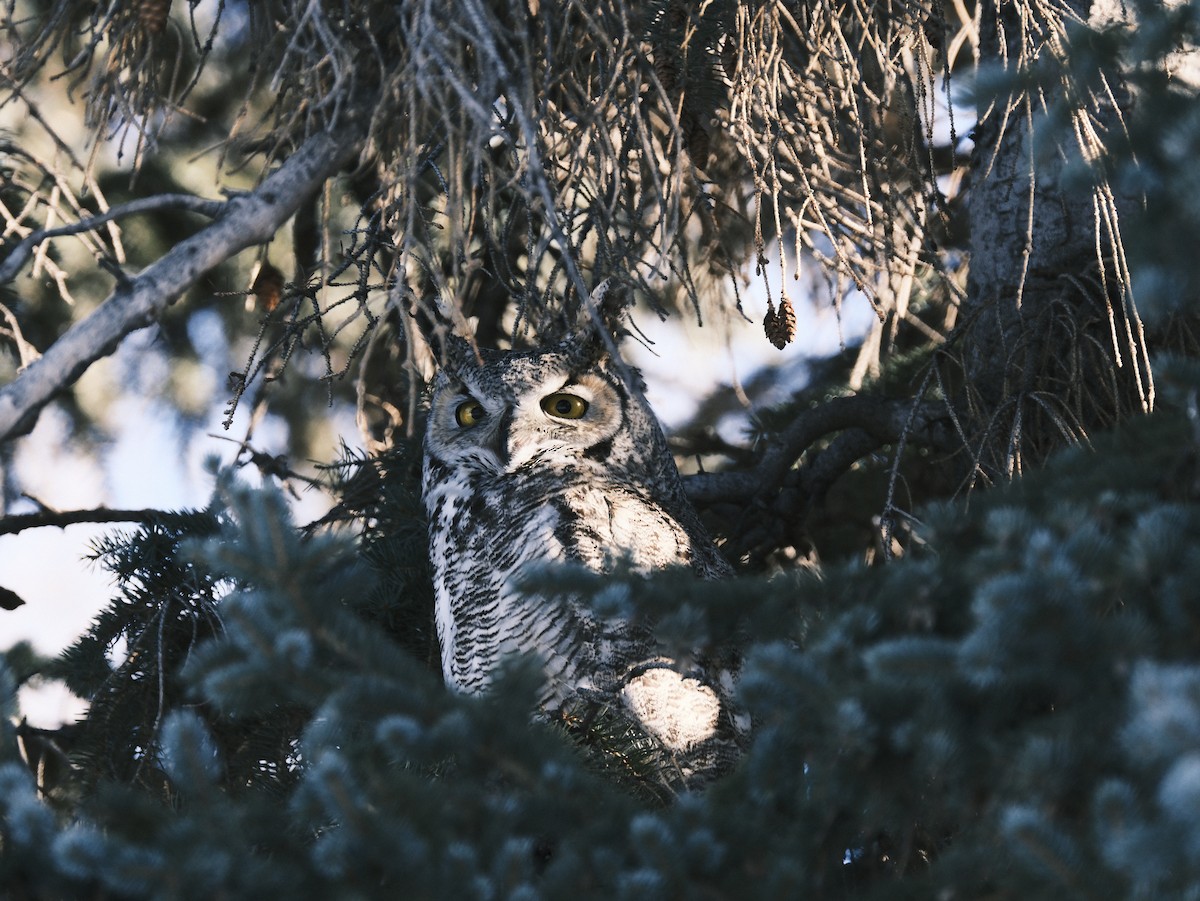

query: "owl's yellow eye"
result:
(541, 392), (589, 419)
(455, 399), (488, 427)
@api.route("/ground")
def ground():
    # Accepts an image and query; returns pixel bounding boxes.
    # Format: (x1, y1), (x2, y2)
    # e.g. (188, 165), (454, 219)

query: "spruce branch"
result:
(206, 433), (325, 498)
(0, 126), (364, 445)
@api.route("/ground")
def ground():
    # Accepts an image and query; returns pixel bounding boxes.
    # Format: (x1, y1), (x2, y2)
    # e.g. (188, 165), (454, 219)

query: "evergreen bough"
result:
(1, 400), (1199, 898)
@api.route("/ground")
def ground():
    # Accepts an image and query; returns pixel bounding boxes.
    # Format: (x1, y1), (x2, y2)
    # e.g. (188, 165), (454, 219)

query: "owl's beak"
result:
(488, 408), (515, 468)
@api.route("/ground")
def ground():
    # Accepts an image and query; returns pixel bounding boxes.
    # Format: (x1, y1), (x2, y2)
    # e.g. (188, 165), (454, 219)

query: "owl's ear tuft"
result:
(584, 278), (631, 338)
(379, 280), (491, 375)
(573, 278), (632, 358)
(441, 333), (479, 373)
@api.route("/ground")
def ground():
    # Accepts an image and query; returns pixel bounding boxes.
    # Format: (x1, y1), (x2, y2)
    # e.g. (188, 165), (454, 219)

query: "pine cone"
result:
(763, 298), (797, 349)
(138, 0), (171, 35)
(251, 261), (286, 313)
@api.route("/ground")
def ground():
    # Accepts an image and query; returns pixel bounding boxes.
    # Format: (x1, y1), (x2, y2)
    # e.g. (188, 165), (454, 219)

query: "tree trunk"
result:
(958, 0), (1143, 475)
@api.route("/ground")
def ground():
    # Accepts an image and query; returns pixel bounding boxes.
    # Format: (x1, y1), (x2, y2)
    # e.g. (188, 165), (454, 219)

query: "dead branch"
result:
(0, 126), (364, 444)
(684, 394), (949, 507)
(0, 505), (209, 536)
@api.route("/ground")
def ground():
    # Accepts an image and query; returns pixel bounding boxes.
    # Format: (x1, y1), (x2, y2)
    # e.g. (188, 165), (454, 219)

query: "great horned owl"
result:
(422, 294), (744, 782)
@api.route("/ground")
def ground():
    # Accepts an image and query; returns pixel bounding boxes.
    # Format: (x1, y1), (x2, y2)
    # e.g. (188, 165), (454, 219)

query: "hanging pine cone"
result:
(251, 261), (286, 314)
(763, 297), (797, 350)
(138, 0), (171, 35)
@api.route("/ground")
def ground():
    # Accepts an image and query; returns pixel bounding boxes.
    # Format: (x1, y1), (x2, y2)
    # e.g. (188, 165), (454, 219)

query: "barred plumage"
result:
(422, 301), (743, 782)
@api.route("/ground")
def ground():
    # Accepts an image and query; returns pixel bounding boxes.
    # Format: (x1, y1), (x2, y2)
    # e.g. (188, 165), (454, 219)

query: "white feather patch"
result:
(621, 667), (721, 750)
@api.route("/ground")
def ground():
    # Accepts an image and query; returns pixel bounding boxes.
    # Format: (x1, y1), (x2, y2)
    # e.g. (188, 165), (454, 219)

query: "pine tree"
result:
(2, 392), (1200, 898)
(4, 1), (1200, 898)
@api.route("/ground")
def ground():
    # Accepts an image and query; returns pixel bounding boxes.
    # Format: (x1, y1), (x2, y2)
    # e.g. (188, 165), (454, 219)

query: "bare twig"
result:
(0, 126), (363, 444)
(0, 301), (41, 368)
(0, 194), (225, 286)
(206, 432), (325, 498)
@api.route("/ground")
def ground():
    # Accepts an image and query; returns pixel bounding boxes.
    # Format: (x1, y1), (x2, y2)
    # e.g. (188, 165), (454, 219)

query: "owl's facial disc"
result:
(430, 367), (623, 473)
(504, 373), (623, 470)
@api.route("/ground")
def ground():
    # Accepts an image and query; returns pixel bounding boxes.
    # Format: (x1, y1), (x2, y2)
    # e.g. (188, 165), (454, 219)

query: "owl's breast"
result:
(423, 458), (707, 701)
(430, 464), (698, 569)
(548, 477), (693, 572)
(424, 459), (582, 696)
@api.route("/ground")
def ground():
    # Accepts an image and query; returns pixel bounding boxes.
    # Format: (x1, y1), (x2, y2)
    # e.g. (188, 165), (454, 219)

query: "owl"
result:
(422, 295), (744, 782)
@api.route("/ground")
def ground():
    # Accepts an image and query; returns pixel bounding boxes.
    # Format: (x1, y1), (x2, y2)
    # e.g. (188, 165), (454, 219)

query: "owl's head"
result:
(424, 284), (677, 489)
